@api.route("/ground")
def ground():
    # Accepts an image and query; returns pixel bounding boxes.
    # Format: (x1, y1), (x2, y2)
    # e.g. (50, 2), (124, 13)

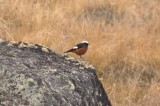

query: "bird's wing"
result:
(72, 46), (78, 49)
(64, 46), (78, 53)
(64, 43), (84, 53)
(75, 43), (84, 49)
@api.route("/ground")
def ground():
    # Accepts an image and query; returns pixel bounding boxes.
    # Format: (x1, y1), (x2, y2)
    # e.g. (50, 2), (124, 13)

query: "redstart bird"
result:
(64, 41), (89, 58)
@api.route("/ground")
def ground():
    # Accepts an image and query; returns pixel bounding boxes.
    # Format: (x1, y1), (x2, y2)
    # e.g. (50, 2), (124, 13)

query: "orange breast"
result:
(73, 47), (88, 55)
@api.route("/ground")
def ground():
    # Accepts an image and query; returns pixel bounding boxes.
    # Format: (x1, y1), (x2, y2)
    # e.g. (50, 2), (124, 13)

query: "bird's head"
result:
(81, 41), (89, 46)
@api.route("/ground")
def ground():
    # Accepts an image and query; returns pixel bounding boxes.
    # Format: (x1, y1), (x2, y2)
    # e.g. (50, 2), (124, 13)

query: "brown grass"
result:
(0, 0), (160, 105)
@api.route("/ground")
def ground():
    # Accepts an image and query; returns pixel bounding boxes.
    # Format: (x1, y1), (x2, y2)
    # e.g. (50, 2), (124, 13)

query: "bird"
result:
(64, 41), (89, 58)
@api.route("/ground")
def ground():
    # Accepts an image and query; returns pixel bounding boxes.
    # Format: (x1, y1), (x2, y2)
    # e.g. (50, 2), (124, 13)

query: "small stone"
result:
(27, 43), (36, 48)
(0, 39), (5, 44)
(41, 47), (49, 53)
(18, 43), (27, 48)
(7, 43), (13, 47)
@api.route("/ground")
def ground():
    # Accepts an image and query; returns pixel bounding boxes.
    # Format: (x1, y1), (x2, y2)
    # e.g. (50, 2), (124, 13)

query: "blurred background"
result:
(0, 0), (160, 105)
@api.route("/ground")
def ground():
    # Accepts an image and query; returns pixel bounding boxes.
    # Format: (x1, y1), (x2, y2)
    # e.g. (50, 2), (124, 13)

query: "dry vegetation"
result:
(0, 0), (160, 105)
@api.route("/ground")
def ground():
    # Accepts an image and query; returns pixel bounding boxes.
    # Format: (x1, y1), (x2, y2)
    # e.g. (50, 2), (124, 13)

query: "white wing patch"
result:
(72, 46), (78, 50)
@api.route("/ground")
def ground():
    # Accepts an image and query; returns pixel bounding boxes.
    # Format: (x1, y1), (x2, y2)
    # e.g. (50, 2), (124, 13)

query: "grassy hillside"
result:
(0, 0), (160, 105)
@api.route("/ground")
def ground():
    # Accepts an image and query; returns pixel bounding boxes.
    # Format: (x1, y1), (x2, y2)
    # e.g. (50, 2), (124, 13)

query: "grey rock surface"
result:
(0, 39), (112, 106)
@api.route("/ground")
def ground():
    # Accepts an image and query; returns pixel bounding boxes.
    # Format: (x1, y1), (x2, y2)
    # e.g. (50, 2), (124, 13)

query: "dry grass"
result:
(0, 0), (160, 105)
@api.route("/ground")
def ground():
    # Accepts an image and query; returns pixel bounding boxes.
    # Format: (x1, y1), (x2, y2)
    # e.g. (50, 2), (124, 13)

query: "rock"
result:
(0, 39), (112, 106)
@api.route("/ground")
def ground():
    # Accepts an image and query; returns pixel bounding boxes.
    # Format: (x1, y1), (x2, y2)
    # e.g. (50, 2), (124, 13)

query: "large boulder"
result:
(0, 39), (111, 106)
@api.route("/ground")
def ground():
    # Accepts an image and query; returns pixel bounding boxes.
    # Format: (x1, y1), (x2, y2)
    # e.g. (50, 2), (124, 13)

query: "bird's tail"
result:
(64, 49), (73, 53)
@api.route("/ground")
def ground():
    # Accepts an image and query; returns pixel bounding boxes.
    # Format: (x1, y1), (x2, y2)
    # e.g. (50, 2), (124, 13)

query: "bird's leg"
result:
(80, 55), (83, 59)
